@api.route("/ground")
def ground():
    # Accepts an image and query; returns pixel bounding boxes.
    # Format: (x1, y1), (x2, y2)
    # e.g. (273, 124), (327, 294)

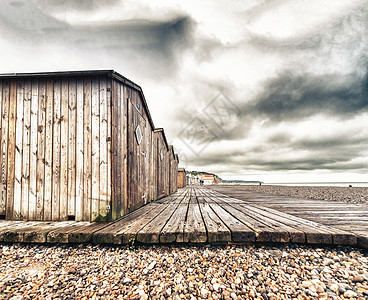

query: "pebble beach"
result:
(0, 243), (367, 300)
(1, 186), (368, 300)
(217, 185), (368, 205)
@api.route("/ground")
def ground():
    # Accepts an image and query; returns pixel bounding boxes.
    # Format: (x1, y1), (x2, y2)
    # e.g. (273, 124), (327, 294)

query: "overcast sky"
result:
(1, 0), (368, 182)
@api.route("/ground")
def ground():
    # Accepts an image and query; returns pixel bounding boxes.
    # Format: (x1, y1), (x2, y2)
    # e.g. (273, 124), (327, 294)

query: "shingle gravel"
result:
(219, 185), (368, 205)
(1, 243), (367, 299)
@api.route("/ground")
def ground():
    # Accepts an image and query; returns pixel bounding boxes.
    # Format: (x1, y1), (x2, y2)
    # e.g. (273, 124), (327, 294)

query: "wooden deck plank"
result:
(184, 199), (207, 243)
(118, 204), (170, 245)
(209, 203), (256, 243)
(208, 187), (358, 246)
(47, 222), (91, 243)
(237, 204), (305, 243)
(206, 190), (332, 244)
(202, 191), (285, 243)
(0, 221), (24, 241)
(197, 200), (231, 243)
(23, 222), (75, 243)
(251, 205), (356, 245)
(2, 222), (40, 242)
(160, 204), (188, 243)
(136, 203), (180, 244)
(220, 203), (282, 243)
(92, 204), (159, 244)
(68, 222), (110, 243)
(135, 190), (189, 243)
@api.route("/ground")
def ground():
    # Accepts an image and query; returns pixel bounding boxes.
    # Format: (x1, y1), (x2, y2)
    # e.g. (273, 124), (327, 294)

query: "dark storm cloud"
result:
(0, 0), (195, 76)
(187, 129), (368, 173)
(245, 71), (368, 122)
(33, 0), (120, 11)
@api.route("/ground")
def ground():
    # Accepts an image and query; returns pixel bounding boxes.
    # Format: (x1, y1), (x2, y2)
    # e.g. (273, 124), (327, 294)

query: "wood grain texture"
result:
(75, 78), (84, 221)
(68, 77), (77, 218)
(106, 78), (112, 220)
(91, 77), (100, 221)
(111, 79), (120, 220)
(60, 78), (69, 220)
(99, 76), (108, 221)
(52, 79), (61, 221)
(36, 79), (46, 220)
(83, 77), (92, 221)
(13, 80), (24, 219)
(1, 73), (179, 222)
(28, 78), (39, 220)
(0, 81), (10, 217)
(21, 80), (32, 219)
(44, 79), (54, 220)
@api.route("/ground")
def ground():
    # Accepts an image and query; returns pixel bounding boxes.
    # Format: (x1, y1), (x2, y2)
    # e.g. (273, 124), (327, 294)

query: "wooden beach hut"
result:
(167, 147), (178, 195)
(177, 168), (187, 188)
(151, 128), (169, 201)
(0, 70), (176, 222)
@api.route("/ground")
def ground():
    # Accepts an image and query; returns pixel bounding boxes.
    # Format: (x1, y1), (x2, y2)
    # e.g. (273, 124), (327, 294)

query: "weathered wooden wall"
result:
(0, 76), (112, 221)
(125, 82), (153, 213)
(0, 71), (179, 222)
(168, 147), (178, 194)
(152, 129), (169, 201)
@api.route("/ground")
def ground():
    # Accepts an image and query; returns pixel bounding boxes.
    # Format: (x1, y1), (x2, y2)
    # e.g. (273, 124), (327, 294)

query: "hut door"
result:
(128, 101), (147, 212)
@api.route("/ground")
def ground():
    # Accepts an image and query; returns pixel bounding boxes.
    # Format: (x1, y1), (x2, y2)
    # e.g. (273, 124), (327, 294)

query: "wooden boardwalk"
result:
(0, 186), (365, 249)
(209, 185), (368, 249)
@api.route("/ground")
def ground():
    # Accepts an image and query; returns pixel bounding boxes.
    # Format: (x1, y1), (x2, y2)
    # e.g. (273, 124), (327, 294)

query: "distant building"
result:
(202, 174), (214, 185)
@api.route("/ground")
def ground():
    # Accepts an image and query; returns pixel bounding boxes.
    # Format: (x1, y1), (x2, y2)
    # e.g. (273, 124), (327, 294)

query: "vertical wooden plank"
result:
(111, 79), (120, 220)
(126, 91), (132, 213)
(52, 79), (61, 220)
(106, 78), (112, 221)
(99, 76), (108, 221)
(60, 78), (69, 220)
(123, 85), (128, 214)
(83, 77), (92, 221)
(0, 81), (2, 215)
(146, 119), (151, 203)
(44, 79), (54, 221)
(68, 77), (77, 219)
(75, 78), (84, 221)
(91, 77), (100, 221)
(36, 79), (46, 220)
(6, 81), (16, 219)
(119, 83), (126, 217)
(0, 80), (7, 217)
(21, 80), (31, 219)
(29, 78), (38, 220)
(13, 80), (24, 220)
